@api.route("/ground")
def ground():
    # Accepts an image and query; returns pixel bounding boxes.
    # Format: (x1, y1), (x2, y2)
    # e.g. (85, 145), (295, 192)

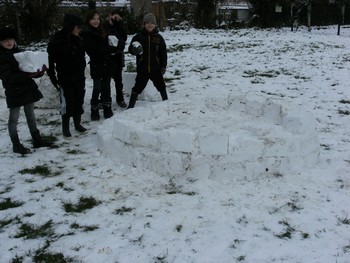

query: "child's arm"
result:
(159, 36), (167, 69)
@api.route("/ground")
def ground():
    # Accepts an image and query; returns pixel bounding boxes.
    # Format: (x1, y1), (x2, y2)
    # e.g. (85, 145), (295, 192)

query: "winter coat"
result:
(104, 20), (127, 71)
(128, 28), (167, 74)
(80, 25), (116, 79)
(47, 28), (86, 86)
(0, 46), (43, 108)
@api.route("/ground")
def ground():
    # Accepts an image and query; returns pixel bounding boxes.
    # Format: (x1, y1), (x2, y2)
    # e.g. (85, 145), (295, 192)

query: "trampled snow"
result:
(0, 26), (349, 263)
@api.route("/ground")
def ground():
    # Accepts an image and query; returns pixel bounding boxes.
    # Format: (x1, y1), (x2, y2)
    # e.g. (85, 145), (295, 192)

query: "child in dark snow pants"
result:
(127, 13), (168, 109)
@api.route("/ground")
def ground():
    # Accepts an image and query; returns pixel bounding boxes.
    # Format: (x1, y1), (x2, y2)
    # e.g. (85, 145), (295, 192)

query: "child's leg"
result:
(150, 72), (167, 100)
(127, 73), (149, 109)
(8, 106), (21, 139)
(100, 77), (113, 118)
(23, 103), (38, 133)
(8, 106), (31, 154)
(91, 79), (101, 120)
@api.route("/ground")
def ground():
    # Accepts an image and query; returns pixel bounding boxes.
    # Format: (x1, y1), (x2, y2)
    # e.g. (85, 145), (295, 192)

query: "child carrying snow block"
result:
(0, 27), (51, 155)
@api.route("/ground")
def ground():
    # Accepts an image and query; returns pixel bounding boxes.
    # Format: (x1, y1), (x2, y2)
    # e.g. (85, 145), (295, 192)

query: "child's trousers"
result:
(8, 103), (37, 139)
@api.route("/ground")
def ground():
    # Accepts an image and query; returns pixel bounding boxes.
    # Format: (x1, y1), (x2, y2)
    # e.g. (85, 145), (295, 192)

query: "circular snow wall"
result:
(98, 95), (320, 179)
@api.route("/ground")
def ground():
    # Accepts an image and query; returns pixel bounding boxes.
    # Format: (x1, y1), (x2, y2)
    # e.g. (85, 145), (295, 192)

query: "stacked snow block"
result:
(98, 95), (320, 180)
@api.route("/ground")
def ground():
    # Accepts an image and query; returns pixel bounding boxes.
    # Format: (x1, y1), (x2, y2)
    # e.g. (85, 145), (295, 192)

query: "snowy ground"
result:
(0, 26), (349, 263)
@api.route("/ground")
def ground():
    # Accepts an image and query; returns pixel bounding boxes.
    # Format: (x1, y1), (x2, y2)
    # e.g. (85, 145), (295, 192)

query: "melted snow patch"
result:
(98, 95), (320, 181)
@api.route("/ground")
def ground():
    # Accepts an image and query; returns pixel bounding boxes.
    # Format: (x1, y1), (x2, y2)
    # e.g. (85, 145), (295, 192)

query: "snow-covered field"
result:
(0, 26), (349, 263)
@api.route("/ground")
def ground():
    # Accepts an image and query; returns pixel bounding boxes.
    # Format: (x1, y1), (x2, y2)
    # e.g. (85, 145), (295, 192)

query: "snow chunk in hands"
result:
(108, 35), (119, 47)
(132, 41), (143, 55)
(14, 51), (48, 73)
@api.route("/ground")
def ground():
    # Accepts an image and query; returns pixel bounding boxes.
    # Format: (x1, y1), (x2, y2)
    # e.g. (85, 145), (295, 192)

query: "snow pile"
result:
(13, 51), (48, 73)
(98, 94), (319, 180)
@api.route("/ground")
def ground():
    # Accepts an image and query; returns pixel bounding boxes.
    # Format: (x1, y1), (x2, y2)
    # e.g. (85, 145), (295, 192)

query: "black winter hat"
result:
(63, 13), (83, 31)
(0, 27), (17, 41)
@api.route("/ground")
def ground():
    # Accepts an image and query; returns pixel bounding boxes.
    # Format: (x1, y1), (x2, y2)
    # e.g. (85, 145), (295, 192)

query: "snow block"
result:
(98, 95), (320, 179)
(198, 132), (228, 155)
(282, 111), (317, 134)
(14, 51), (48, 73)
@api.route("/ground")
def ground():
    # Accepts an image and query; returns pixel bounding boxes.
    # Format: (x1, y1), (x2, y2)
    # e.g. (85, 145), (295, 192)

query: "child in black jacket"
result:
(127, 13), (168, 109)
(0, 27), (50, 154)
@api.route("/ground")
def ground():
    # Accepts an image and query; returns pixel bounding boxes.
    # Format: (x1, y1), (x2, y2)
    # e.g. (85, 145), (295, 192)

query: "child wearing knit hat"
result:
(127, 13), (168, 109)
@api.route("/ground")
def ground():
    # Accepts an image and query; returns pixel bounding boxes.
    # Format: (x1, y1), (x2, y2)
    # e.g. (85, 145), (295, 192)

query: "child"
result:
(106, 9), (128, 108)
(81, 10), (114, 120)
(0, 27), (50, 155)
(47, 14), (87, 137)
(127, 13), (168, 109)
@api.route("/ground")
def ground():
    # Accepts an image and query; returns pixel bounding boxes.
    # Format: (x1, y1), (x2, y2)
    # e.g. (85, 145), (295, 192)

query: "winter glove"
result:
(111, 15), (122, 26)
(161, 67), (166, 75)
(132, 42), (143, 55)
(26, 69), (44, 79)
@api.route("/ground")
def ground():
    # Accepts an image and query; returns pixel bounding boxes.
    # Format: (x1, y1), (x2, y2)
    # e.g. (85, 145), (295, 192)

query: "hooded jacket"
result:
(47, 28), (86, 85)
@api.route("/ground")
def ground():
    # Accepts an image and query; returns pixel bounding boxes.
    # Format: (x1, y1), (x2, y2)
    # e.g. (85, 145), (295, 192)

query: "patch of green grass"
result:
(115, 206), (134, 215)
(14, 220), (54, 239)
(70, 223), (99, 232)
(10, 255), (23, 263)
(321, 144), (331, 150)
(338, 215), (350, 225)
(338, 109), (350, 115)
(32, 241), (76, 263)
(275, 220), (296, 239)
(0, 186), (12, 195)
(236, 215), (248, 226)
(236, 255), (246, 261)
(125, 62), (136, 72)
(0, 218), (14, 230)
(19, 165), (60, 177)
(174, 69), (181, 76)
(168, 44), (192, 53)
(66, 149), (85, 155)
(0, 198), (24, 210)
(56, 182), (74, 192)
(287, 200), (303, 212)
(63, 196), (101, 213)
(23, 213), (35, 217)
(344, 243), (350, 253)
(175, 225), (183, 232)
(339, 99), (350, 104)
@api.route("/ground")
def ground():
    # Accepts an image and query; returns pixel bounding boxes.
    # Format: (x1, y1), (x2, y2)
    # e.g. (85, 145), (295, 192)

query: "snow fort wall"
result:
(98, 96), (320, 180)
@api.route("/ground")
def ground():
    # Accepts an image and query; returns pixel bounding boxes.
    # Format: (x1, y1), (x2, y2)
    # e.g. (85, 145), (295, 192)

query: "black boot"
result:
(73, 115), (87, 133)
(103, 104), (113, 119)
(31, 130), (52, 148)
(91, 106), (100, 121)
(117, 100), (127, 108)
(116, 88), (127, 108)
(160, 90), (168, 101)
(62, 115), (71, 137)
(11, 136), (31, 155)
(127, 92), (138, 109)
